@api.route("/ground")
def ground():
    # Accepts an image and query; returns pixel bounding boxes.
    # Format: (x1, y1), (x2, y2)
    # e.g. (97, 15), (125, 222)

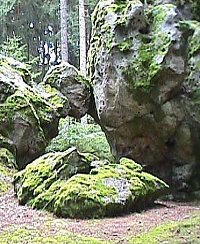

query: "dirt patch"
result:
(0, 189), (199, 243)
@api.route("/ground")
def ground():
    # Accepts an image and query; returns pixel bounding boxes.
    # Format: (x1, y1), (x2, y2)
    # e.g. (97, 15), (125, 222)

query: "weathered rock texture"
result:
(87, 0), (200, 199)
(43, 62), (91, 119)
(0, 56), (68, 169)
(13, 148), (168, 218)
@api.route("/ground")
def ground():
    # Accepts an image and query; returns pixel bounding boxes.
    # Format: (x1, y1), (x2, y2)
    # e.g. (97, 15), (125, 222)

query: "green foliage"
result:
(117, 38), (133, 52)
(46, 117), (114, 162)
(0, 148), (16, 194)
(0, 0), (99, 73)
(0, 36), (27, 62)
(0, 0), (18, 17)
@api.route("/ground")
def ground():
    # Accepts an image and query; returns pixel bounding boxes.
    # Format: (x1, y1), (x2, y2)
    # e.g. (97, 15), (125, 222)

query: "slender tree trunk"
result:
(79, 0), (88, 123)
(60, 0), (69, 62)
(79, 0), (87, 76)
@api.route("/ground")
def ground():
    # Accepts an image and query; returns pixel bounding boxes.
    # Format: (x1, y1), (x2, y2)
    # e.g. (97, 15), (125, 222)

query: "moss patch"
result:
(0, 227), (109, 244)
(0, 148), (16, 194)
(13, 148), (96, 205)
(122, 4), (175, 90)
(180, 21), (200, 104)
(129, 212), (200, 244)
(0, 57), (68, 168)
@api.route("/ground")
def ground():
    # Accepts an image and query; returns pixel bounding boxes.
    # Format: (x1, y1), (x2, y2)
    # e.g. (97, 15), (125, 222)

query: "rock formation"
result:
(0, 56), (68, 168)
(43, 62), (91, 119)
(0, 56), (92, 169)
(13, 148), (168, 218)
(86, 0), (200, 199)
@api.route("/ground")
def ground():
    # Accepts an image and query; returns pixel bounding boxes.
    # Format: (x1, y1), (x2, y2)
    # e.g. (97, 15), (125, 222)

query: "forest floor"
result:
(0, 188), (200, 243)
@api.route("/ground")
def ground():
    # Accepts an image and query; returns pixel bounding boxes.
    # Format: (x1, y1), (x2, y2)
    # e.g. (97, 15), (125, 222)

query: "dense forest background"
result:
(0, 0), (97, 79)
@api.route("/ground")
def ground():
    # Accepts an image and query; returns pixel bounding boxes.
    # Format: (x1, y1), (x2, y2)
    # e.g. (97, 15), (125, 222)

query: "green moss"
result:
(52, 160), (168, 218)
(122, 4), (175, 90)
(0, 55), (32, 85)
(44, 62), (91, 88)
(13, 148), (95, 205)
(88, 1), (176, 91)
(180, 20), (200, 56)
(117, 38), (133, 52)
(88, 0), (140, 79)
(177, 0), (200, 21)
(0, 147), (16, 167)
(0, 90), (46, 143)
(129, 213), (200, 244)
(0, 148), (16, 194)
(0, 227), (109, 244)
(15, 151), (168, 219)
(180, 21), (200, 103)
(38, 84), (68, 118)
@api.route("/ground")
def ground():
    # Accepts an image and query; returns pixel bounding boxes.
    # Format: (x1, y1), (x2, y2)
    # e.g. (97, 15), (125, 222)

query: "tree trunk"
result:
(79, 0), (88, 123)
(79, 0), (87, 76)
(60, 0), (69, 62)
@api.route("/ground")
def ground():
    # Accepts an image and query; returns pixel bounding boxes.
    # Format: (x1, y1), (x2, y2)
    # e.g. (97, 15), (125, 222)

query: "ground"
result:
(0, 188), (199, 243)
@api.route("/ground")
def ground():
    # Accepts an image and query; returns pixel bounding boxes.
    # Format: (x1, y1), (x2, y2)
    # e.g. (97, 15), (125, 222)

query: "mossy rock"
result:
(0, 56), (68, 169)
(14, 151), (168, 219)
(43, 62), (91, 119)
(13, 147), (97, 205)
(0, 55), (32, 86)
(0, 148), (16, 194)
(86, 0), (200, 199)
(0, 148), (17, 169)
(52, 158), (168, 218)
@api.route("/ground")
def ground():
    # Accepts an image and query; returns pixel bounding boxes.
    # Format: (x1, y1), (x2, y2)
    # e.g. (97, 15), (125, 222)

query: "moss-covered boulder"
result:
(0, 56), (68, 169)
(13, 149), (168, 218)
(13, 147), (97, 205)
(43, 62), (91, 119)
(86, 0), (200, 199)
(0, 148), (16, 194)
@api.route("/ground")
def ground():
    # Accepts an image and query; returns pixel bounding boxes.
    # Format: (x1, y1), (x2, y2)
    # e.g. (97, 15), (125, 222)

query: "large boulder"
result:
(13, 147), (96, 205)
(13, 148), (168, 218)
(43, 62), (91, 119)
(0, 56), (68, 169)
(87, 0), (200, 199)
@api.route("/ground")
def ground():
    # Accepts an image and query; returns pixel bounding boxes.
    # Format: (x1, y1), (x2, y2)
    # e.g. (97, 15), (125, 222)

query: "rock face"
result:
(13, 148), (168, 218)
(0, 56), (68, 169)
(43, 62), (91, 119)
(87, 0), (200, 199)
